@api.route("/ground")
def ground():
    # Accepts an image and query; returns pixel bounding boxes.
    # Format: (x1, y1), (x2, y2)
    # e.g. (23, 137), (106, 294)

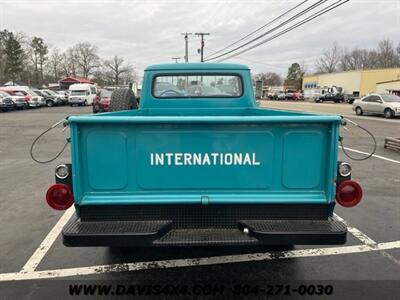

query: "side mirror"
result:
(256, 100), (261, 107)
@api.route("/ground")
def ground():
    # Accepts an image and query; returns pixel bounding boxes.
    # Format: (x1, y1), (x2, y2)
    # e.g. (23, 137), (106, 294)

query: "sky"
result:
(1, 0), (399, 79)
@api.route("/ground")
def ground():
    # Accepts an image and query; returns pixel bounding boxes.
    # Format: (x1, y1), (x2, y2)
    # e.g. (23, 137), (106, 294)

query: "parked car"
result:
(41, 89), (66, 105)
(30, 90), (46, 106)
(352, 93), (400, 118)
(92, 89), (112, 113)
(315, 93), (345, 103)
(33, 89), (59, 107)
(45, 63), (362, 248)
(56, 90), (70, 103)
(68, 84), (97, 106)
(0, 91), (15, 111)
(273, 91), (286, 100)
(0, 87), (40, 108)
(286, 91), (304, 101)
(0, 90), (26, 109)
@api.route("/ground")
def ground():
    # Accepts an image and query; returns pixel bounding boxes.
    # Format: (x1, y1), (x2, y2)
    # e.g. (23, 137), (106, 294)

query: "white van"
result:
(68, 83), (97, 106)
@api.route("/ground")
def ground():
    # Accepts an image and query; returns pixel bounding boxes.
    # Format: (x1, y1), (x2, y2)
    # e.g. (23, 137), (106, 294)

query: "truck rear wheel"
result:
(109, 88), (138, 112)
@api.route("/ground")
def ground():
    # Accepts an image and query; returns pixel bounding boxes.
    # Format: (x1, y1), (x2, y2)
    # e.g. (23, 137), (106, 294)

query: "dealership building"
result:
(303, 68), (400, 96)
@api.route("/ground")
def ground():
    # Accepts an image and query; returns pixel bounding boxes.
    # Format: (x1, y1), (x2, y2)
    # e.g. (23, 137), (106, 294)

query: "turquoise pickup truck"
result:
(46, 63), (363, 247)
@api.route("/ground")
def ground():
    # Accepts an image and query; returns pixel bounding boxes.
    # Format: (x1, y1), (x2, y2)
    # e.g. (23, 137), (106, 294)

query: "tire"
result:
(355, 107), (363, 116)
(384, 108), (394, 119)
(93, 104), (100, 113)
(109, 88), (138, 112)
(46, 100), (54, 107)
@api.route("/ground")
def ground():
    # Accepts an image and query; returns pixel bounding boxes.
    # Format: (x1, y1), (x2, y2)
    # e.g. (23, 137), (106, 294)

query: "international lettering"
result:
(150, 153), (261, 166)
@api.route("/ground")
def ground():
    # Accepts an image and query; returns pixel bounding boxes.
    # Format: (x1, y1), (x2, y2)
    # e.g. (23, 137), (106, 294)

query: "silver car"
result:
(352, 93), (400, 118)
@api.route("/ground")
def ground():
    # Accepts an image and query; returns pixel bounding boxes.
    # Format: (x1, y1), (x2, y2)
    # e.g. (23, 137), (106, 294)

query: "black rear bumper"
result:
(63, 216), (346, 247)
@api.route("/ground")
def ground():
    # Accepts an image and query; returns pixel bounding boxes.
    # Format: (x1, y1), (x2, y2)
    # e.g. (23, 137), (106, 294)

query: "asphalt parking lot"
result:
(0, 103), (399, 298)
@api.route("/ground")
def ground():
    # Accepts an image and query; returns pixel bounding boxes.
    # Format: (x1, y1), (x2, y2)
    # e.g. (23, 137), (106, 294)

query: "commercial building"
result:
(303, 68), (400, 96)
(376, 79), (400, 96)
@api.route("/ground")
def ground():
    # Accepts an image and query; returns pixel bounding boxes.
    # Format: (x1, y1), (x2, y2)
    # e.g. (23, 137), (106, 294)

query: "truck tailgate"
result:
(68, 115), (340, 205)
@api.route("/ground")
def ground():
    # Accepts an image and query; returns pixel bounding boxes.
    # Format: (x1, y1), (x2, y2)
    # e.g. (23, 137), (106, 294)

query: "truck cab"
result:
(46, 63), (363, 247)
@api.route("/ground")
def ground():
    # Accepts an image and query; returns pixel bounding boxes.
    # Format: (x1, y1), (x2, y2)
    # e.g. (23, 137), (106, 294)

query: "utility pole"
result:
(195, 32), (210, 62)
(171, 57), (181, 63)
(181, 32), (192, 62)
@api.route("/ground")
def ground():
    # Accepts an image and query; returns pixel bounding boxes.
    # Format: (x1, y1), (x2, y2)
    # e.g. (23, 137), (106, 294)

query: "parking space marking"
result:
(334, 213), (400, 265)
(339, 146), (400, 164)
(333, 213), (376, 245)
(342, 115), (400, 124)
(20, 207), (74, 273)
(1, 240), (399, 282)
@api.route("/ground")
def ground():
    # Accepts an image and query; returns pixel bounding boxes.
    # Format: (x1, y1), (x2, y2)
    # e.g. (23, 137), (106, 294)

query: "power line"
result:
(204, 47), (287, 68)
(205, 0), (329, 62)
(203, 0), (309, 59)
(217, 0), (350, 62)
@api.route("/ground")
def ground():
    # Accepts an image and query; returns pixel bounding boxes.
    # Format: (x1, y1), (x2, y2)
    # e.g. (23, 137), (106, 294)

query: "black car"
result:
(315, 93), (345, 103)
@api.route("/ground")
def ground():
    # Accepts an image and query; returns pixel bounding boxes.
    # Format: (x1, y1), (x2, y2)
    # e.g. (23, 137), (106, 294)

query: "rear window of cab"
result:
(152, 74), (243, 99)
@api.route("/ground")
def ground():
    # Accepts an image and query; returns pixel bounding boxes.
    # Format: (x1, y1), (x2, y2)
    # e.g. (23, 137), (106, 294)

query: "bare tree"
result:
(73, 42), (99, 78)
(103, 56), (132, 85)
(120, 68), (138, 85)
(340, 48), (366, 71)
(58, 49), (76, 77)
(377, 39), (399, 68)
(360, 49), (380, 69)
(47, 47), (62, 81)
(253, 72), (282, 86)
(316, 43), (341, 73)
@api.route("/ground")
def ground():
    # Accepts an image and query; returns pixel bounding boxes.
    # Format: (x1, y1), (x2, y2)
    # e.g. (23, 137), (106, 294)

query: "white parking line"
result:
(333, 213), (376, 245)
(334, 213), (400, 265)
(340, 146), (400, 164)
(20, 207), (75, 273)
(1, 240), (399, 282)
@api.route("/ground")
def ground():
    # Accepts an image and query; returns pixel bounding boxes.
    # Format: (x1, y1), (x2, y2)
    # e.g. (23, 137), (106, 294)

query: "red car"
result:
(286, 90), (304, 101)
(92, 89), (112, 113)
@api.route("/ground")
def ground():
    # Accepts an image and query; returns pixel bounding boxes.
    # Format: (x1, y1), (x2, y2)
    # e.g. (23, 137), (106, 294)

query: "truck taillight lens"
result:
(46, 183), (73, 210)
(336, 180), (363, 207)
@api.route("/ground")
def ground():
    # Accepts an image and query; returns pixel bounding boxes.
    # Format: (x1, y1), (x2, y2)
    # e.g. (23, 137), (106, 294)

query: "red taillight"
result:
(46, 184), (73, 210)
(336, 180), (363, 207)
